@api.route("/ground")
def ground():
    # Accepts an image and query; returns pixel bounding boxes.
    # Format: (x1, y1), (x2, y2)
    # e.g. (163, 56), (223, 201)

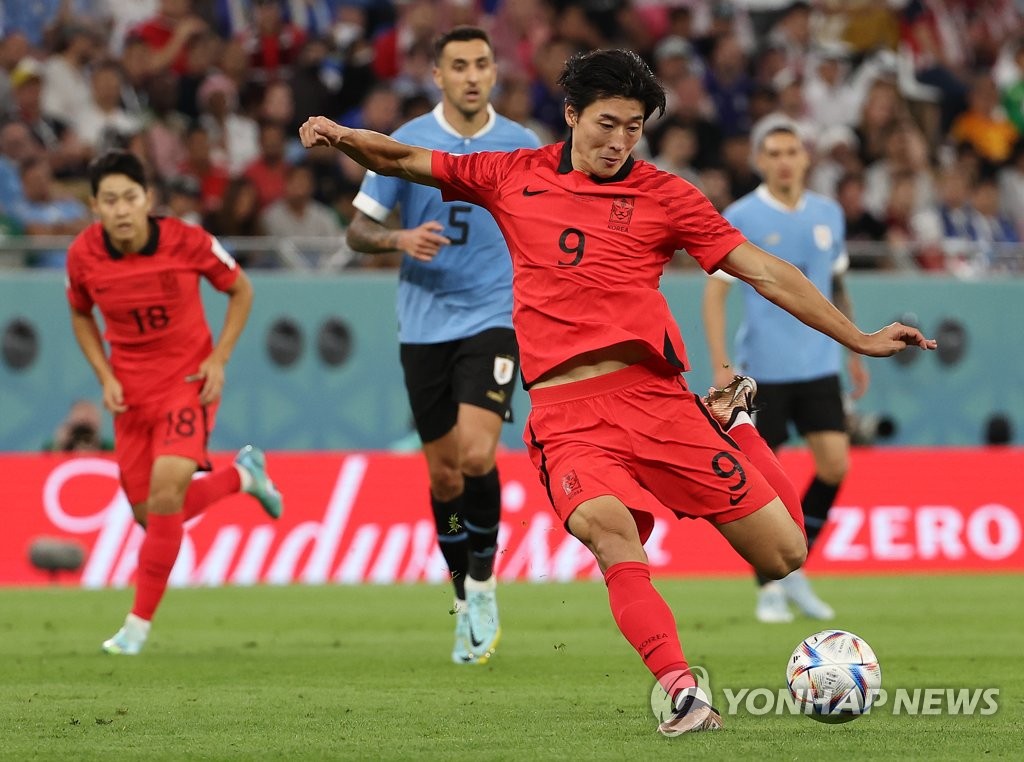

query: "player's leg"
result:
(780, 376), (850, 619)
(451, 328), (519, 664)
(568, 495), (722, 734)
(401, 340), (472, 662)
(103, 455), (196, 655)
(706, 377), (802, 622)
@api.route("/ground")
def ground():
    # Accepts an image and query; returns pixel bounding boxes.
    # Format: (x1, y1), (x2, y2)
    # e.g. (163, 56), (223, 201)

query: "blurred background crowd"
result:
(1, 0), (1023, 273)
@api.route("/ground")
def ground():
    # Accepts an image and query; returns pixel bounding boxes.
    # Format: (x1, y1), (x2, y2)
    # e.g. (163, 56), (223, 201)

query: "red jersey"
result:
(65, 217), (240, 404)
(432, 141), (747, 385)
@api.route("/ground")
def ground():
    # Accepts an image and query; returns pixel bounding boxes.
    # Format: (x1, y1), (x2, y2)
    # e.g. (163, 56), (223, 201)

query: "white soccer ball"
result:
(786, 629), (882, 723)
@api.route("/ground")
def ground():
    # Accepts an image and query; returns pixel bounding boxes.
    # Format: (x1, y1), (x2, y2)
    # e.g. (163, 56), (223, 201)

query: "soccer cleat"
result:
(451, 601), (476, 665)
(703, 375), (758, 429)
(465, 582), (501, 664)
(235, 445), (284, 519)
(779, 569), (836, 620)
(756, 581), (794, 623)
(657, 687), (724, 736)
(101, 614), (149, 655)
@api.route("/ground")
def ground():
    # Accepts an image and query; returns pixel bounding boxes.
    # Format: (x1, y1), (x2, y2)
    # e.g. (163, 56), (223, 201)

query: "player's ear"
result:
(564, 105), (577, 129)
(432, 65), (442, 89)
(145, 187), (156, 213)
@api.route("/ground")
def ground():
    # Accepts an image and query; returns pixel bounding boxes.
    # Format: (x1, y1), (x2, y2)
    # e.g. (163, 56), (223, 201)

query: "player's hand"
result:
(847, 354), (870, 400)
(192, 355), (227, 405)
(101, 376), (127, 414)
(299, 116), (348, 149)
(397, 221), (451, 262)
(857, 322), (937, 358)
(712, 365), (735, 391)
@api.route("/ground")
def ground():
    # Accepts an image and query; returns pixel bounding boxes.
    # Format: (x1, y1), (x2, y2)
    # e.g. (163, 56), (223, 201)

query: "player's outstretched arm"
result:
(299, 116), (438, 188)
(347, 212), (451, 262)
(718, 241), (937, 358)
(69, 306), (127, 413)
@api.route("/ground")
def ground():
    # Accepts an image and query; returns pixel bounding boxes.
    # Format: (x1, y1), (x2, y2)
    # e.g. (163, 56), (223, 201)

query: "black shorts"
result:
(400, 327), (519, 443)
(753, 374), (846, 449)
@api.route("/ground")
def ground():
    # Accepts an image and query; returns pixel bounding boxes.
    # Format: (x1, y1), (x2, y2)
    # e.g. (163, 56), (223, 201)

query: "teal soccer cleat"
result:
(235, 445), (284, 519)
(465, 584), (501, 664)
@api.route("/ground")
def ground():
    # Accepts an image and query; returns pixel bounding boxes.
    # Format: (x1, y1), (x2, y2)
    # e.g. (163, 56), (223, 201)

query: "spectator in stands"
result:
(43, 399), (113, 453)
(653, 74), (721, 172)
(179, 123), (230, 216)
(78, 60), (143, 153)
(162, 174), (203, 225)
(0, 121), (41, 215)
(131, 0), (210, 77)
(11, 156), (90, 267)
(208, 176), (264, 238)
(703, 34), (754, 136)
(143, 70), (189, 180)
(176, 28), (221, 120)
(262, 162), (342, 240)
(652, 123), (701, 187)
(41, 22), (101, 124)
(950, 73), (1020, 166)
(240, 0), (307, 83)
(970, 174), (1020, 270)
(998, 140), (1024, 237)
(855, 79), (903, 167)
(863, 120), (934, 221)
(835, 173), (887, 254)
(371, 0), (437, 81)
(119, 35), (154, 117)
(243, 120), (290, 208)
(8, 57), (91, 177)
(809, 124), (863, 198)
(198, 73), (260, 176)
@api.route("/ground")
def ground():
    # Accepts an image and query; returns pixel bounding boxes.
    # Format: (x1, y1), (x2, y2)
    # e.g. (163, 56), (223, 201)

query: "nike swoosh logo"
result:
(468, 622), (484, 648)
(728, 491), (749, 507)
(522, 187), (549, 196)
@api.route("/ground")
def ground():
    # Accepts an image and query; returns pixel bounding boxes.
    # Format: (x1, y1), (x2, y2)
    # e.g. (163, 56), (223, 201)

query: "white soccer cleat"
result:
(756, 581), (794, 623)
(451, 600), (476, 665)
(465, 577), (501, 664)
(101, 613), (150, 655)
(780, 569), (836, 620)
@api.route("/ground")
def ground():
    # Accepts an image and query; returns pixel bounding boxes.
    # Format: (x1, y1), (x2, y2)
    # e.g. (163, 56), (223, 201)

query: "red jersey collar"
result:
(102, 217), (161, 259)
(557, 136), (636, 184)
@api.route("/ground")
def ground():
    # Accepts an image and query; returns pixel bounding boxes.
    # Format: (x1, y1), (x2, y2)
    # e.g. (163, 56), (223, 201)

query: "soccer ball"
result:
(786, 629), (882, 723)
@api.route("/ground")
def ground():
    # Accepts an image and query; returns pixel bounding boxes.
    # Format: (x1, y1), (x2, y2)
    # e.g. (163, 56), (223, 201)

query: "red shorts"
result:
(524, 362), (777, 542)
(114, 383), (218, 505)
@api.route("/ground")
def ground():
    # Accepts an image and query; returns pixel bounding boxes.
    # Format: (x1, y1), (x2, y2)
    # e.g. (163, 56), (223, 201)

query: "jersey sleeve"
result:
(191, 227), (240, 291)
(65, 241), (93, 312)
(353, 170), (402, 223)
(832, 205), (850, 275)
(431, 150), (515, 207)
(664, 179), (747, 273)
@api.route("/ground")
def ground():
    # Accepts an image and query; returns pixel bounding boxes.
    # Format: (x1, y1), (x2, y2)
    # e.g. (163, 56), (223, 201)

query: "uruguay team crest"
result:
(493, 355), (515, 385)
(813, 224), (833, 251)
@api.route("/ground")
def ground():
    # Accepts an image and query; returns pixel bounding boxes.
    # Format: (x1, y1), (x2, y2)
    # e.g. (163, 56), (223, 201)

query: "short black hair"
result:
(88, 150), (147, 195)
(433, 26), (492, 64)
(557, 49), (666, 121)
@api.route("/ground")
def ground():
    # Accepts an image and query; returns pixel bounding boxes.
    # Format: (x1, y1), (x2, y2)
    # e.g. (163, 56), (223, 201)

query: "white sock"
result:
(464, 575), (496, 593)
(125, 612), (151, 639)
(235, 463), (253, 492)
(727, 410), (754, 430)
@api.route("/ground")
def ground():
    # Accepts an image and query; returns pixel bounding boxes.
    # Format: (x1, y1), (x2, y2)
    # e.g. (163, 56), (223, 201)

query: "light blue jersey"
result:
(353, 104), (540, 344)
(715, 185), (849, 383)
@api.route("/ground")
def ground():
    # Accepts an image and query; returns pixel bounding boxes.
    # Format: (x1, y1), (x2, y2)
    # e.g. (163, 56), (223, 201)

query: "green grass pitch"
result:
(1, 574), (1020, 760)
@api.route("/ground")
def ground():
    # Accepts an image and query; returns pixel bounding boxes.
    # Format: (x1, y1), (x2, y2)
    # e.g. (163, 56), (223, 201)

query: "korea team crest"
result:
(608, 197), (635, 231)
(813, 224), (833, 251)
(493, 355), (515, 386)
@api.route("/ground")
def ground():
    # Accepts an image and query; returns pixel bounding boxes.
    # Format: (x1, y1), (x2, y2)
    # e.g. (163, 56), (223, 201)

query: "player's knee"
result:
(460, 447), (496, 477)
(146, 486), (187, 516)
(428, 466), (463, 502)
(759, 541), (807, 580)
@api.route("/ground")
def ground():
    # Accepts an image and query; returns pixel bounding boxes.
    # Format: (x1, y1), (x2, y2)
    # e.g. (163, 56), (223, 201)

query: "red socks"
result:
(604, 561), (696, 697)
(131, 512), (184, 621)
(728, 423), (806, 538)
(182, 467), (241, 521)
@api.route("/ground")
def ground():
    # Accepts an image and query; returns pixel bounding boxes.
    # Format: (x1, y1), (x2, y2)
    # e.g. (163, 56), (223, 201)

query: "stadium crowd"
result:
(0, 0), (1022, 273)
